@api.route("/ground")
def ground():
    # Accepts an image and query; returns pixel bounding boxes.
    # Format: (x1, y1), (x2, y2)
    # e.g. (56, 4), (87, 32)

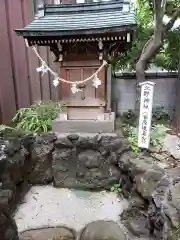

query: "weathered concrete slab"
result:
(14, 186), (128, 233)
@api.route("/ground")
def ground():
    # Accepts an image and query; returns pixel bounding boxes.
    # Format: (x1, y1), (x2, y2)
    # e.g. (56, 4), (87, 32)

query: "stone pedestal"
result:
(52, 133), (124, 189)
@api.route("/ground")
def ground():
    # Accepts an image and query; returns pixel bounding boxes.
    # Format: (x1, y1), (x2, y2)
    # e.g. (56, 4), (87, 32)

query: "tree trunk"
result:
(135, 35), (162, 114)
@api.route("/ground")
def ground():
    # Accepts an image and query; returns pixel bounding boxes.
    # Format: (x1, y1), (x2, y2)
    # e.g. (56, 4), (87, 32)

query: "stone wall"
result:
(52, 134), (127, 189)
(119, 151), (180, 239)
(0, 133), (56, 240)
(0, 132), (180, 240)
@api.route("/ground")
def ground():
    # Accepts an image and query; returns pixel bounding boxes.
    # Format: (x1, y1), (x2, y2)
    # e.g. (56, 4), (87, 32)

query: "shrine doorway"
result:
(59, 60), (106, 120)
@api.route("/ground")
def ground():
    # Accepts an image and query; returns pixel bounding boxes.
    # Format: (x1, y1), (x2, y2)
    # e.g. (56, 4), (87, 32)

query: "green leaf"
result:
(11, 101), (63, 134)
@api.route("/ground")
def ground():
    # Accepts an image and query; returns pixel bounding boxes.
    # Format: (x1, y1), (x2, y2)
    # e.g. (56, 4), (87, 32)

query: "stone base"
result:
(52, 133), (123, 190)
(52, 112), (115, 133)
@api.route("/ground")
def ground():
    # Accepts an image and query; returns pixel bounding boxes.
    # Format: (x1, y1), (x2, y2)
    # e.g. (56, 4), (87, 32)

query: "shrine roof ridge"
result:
(44, 0), (128, 14)
(15, 0), (136, 38)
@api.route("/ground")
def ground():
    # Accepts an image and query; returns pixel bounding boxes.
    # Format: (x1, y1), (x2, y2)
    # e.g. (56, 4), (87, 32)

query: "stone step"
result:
(52, 113), (115, 133)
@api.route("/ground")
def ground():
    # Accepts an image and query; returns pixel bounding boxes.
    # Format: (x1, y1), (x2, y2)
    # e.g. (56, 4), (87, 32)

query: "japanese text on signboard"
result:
(138, 82), (155, 149)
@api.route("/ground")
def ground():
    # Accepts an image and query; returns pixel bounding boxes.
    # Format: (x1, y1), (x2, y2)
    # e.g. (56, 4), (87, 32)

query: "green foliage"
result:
(155, 28), (180, 71)
(168, 227), (180, 240)
(120, 110), (137, 125)
(110, 183), (122, 194)
(115, 0), (180, 72)
(12, 101), (63, 134)
(0, 125), (15, 132)
(152, 107), (170, 123)
(135, 0), (153, 28)
(150, 124), (169, 146)
(126, 124), (169, 152)
(115, 0), (153, 71)
(126, 126), (139, 153)
(0, 125), (29, 140)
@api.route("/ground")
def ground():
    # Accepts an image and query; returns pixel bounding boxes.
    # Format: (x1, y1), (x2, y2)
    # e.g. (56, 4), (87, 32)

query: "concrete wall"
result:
(112, 73), (177, 116)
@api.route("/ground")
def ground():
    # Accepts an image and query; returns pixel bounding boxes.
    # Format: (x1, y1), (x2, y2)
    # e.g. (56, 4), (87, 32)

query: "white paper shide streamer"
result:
(92, 75), (101, 88)
(53, 76), (60, 87)
(32, 47), (107, 94)
(36, 62), (48, 76)
(71, 83), (82, 94)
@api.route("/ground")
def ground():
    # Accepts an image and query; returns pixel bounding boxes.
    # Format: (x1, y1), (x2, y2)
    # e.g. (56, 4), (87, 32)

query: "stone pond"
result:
(0, 132), (180, 240)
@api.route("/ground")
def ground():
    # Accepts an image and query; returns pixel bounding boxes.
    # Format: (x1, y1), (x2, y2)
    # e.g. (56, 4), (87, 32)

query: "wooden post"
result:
(106, 64), (112, 111)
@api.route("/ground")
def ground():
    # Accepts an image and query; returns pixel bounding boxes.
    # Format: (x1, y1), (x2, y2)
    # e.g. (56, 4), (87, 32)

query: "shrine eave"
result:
(15, 24), (136, 39)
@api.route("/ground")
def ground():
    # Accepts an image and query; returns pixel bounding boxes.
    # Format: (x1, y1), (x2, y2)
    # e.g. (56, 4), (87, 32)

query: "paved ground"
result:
(13, 185), (128, 233)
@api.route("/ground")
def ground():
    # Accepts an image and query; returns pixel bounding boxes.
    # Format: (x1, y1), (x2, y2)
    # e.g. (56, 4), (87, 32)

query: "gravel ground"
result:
(13, 185), (128, 233)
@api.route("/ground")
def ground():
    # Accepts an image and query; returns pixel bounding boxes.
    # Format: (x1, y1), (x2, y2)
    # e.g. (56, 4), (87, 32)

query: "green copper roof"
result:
(16, 0), (136, 38)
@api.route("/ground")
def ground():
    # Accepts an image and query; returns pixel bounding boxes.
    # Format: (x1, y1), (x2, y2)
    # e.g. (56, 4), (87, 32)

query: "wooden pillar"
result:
(106, 64), (112, 111)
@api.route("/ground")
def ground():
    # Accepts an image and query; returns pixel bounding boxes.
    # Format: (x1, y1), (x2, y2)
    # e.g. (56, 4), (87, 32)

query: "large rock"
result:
(0, 212), (18, 240)
(152, 168), (180, 228)
(120, 196), (150, 239)
(163, 134), (180, 159)
(126, 215), (150, 237)
(29, 134), (56, 184)
(135, 166), (164, 199)
(118, 152), (164, 199)
(80, 220), (127, 240)
(20, 227), (76, 240)
(53, 134), (122, 189)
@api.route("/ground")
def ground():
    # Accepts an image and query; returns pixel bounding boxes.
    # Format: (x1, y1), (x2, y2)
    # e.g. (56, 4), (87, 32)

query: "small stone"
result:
(110, 152), (118, 164)
(129, 193), (145, 208)
(151, 153), (165, 162)
(80, 220), (127, 240)
(55, 138), (73, 149)
(127, 216), (150, 237)
(67, 134), (79, 142)
(149, 145), (162, 154)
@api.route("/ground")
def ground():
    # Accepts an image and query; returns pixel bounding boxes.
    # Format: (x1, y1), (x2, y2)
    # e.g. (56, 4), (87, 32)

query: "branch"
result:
(165, 6), (180, 31)
(154, 0), (167, 35)
(154, 0), (166, 22)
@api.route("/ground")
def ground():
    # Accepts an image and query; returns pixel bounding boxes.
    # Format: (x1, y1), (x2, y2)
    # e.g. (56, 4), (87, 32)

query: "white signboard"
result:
(138, 81), (155, 149)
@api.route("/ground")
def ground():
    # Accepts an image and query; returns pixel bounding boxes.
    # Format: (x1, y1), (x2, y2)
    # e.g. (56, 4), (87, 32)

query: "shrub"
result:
(126, 126), (139, 153)
(110, 183), (122, 194)
(121, 110), (137, 125)
(152, 107), (170, 123)
(12, 101), (63, 134)
(126, 124), (169, 152)
(150, 124), (169, 146)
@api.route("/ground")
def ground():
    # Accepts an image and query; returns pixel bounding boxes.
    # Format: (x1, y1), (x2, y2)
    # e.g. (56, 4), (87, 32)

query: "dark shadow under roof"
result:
(16, 0), (136, 38)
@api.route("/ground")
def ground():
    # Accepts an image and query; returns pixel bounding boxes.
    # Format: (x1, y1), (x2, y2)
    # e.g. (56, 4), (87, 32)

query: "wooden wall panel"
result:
(0, 0), (108, 123)
(6, 0), (31, 108)
(22, 0), (42, 103)
(0, 0), (16, 122)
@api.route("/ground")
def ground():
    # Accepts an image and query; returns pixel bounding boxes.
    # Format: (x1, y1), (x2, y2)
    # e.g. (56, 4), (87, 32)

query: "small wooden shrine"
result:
(16, 0), (136, 133)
